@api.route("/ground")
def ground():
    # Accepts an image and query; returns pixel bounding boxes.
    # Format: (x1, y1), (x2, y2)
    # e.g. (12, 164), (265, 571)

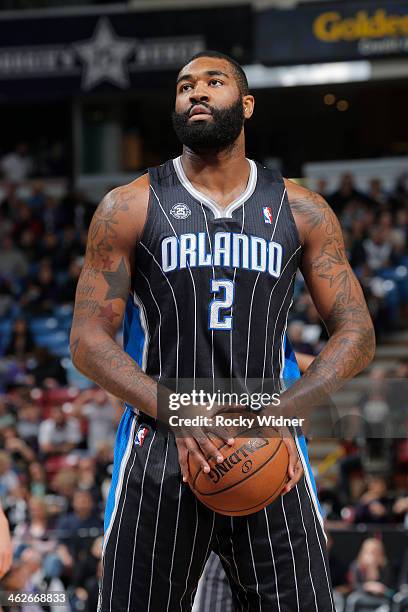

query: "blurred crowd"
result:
(0, 143), (67, 183)
(0, 153), (407, 610)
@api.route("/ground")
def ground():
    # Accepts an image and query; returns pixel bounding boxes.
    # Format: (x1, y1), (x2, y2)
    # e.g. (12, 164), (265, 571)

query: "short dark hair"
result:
(180, 50), (249, 96)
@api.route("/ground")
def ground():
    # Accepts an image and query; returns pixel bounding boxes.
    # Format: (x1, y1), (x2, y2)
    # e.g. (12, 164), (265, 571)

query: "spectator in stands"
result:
(0, 143), (33, 184)
(15, 402), (41, 453)
(18, 228), (38, 266)
(347, 538), (394, 605)
(0, 278), (13, 319)
(0, 235), (28, 280)
(394, 170), (408, 208)
(76, 457), (101, 502)
(4, 318), (35, 360)
(27, 347), (67, 388)
(20, 262), (59, 315)
(328, 172), (367, 213)
(13, 497), (58, 559)
(12, 203), (43, 241)
(2, 544), (70, 612)
(59, 258), (82, 304)
(0, 182), (18, 220)
(35, 262), (60, 314)
(367, 177), (389, 208)
(38, 405), (82, 458)
(393, 496), (408, 527)
(315, 178), (329, 199)
(395, 208), (408, 244)
(27, 462), (48, 498)
(0, 396), (15, 430)
(363, 226), (393, 271)
(51, 468), (78, 508)
(55, 489), (102, 575)
(61, 190), (95, 232)
(72, 389), (118, 454)
(354, 475), (393, 523)
(55, 227), (82, 270)
(39, 232), (59, 262)
(27, 180), (47, 212)
(3, 483), (29, 532)
(42, 196), (66, 234)
(3, 429), (36, 470)
(326, 532), (349, 611)
(71, 535), (103, 611)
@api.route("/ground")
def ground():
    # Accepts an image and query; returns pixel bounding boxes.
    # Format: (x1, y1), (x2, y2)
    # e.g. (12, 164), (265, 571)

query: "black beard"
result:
(172, 98), (245, 153)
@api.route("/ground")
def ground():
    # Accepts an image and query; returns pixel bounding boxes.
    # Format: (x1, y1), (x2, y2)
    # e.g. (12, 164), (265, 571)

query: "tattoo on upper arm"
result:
(98, 303), (120, 323)
(87, 189), (131, 263)
(290, 190), (336, 235)
(72, 189), (132, 333)
(102, 258), (129, 302)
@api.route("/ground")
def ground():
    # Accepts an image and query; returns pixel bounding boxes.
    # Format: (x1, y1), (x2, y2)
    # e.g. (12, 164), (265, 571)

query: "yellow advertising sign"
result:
(314, 9), (408, 42)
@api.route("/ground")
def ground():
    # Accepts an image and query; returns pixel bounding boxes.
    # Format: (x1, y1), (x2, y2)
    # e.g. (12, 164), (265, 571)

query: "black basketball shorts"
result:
(99, 408), (334, 612)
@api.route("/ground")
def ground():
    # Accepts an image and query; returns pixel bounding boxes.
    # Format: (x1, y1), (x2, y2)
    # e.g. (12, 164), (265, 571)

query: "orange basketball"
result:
(187, 424), (289, 516)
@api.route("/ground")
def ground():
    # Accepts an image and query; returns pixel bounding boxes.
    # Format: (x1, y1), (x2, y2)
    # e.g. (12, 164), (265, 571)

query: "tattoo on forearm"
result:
(281, 187), (376, 418)
(78, 339), (157, 410)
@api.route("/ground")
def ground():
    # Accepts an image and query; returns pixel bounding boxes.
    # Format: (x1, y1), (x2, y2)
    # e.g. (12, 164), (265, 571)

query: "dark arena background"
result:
(0, 0), (407, 611)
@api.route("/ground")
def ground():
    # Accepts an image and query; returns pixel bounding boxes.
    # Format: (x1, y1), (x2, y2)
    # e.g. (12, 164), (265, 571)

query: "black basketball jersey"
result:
(123, 156), (301, 396)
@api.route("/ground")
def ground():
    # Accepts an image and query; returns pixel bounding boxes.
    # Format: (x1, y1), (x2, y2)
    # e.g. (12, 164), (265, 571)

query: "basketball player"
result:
(70, 51), (375, 611)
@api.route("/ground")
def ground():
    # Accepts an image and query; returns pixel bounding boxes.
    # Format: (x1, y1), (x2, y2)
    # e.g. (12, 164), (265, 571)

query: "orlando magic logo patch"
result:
(170, 203), (191, 219)
(135, 425), (149, 447)
(263, 207), (273, 224)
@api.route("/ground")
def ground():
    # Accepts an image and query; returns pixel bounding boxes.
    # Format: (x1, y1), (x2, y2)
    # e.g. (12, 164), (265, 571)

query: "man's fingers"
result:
(280, 429), (298, 478)
(208, 427), (235, 447)
(282, 458), (303, 495)
(177, 443), (189, 482)
(195, 436), (224, 465)
(186, 438), (214, 474)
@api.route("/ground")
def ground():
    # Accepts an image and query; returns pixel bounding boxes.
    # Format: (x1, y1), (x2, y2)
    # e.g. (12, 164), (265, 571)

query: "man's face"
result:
(73, 491), (93, 516)
(172, 57), (250, 153)
(52, 406), (65, 425)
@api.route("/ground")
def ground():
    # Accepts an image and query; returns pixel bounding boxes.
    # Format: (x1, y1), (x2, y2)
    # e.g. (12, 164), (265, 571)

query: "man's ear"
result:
(243, 95), (255, 120)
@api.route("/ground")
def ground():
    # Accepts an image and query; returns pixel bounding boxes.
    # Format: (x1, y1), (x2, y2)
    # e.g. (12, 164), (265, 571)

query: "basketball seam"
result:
(201, 470), (288, 515)
(190, 426), (281, 490)
(193, 439), (287, 498)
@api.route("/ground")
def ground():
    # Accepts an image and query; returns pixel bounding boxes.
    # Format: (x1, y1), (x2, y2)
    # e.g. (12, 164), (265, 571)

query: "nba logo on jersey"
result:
(263, 207), (273, 224)
(135, 425), (148, 447)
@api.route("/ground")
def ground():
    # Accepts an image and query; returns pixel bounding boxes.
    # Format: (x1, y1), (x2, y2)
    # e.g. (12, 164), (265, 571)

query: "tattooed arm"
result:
(69, 174), (158, 417)
(281, 180), (376, 418)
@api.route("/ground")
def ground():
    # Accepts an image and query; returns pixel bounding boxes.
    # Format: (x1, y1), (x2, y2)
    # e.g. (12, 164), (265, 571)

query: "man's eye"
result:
(209, 79), (222, 87)
(181, 84), (192, 92)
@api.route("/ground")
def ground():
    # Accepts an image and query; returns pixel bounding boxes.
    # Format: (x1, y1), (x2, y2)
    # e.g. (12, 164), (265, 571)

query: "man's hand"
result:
(173, 410), (235, 482)
(279, 428), (304, 495)
(0, 508), (12, 578)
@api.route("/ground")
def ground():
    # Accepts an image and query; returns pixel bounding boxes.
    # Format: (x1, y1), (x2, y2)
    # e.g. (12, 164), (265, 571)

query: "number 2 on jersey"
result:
(209, 279), (234, 330)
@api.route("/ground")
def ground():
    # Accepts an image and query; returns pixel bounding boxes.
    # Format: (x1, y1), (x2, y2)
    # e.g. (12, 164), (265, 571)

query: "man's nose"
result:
(189, 85), (209, 104)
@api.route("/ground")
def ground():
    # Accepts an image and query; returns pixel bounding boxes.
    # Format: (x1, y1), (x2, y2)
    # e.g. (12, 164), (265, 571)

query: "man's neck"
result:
(180, 137), (250, 206)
